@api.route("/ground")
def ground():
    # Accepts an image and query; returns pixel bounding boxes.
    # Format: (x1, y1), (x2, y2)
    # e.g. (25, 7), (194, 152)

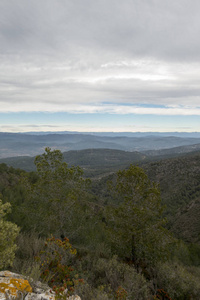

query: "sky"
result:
(0, 0), (200, 133)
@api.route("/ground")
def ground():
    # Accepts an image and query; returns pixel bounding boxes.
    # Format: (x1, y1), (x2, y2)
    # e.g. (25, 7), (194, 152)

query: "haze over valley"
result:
(1, 131), (200, 159)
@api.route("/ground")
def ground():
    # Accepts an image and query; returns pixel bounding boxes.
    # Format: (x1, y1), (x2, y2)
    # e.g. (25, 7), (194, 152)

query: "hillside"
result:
(1, 132), (200, 158)
(62, 149), (147, 177)
(1, 147), (200, 244)
(143, 143), (200, 156)
(0, 149), (147, 176)
(90, 150), (200, 243)
(170, 197), (200, 243)
(141, 151), (200, 216)
(1, 148), (200, 299)
(139, 151), (200, 243)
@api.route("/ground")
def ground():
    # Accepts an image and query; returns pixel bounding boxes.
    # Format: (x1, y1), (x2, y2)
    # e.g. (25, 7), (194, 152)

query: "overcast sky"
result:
(0, 0), (200, 132)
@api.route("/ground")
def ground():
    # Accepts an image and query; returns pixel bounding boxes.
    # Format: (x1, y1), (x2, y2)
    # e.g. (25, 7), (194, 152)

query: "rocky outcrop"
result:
(0, 271), (81, 300)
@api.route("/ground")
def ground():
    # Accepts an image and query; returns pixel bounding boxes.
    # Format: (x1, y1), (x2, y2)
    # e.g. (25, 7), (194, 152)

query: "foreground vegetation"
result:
(1, 148), (200, 299)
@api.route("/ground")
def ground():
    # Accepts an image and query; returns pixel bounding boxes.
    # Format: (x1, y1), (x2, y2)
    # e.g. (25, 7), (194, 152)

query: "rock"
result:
(0, 271), (81, 300)
(0, 271), (32, 299)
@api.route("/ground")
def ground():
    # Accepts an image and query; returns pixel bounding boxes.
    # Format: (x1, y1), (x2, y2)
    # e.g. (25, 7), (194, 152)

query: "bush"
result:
(156, 261), (200, 299)
(12, 231), (45, 280)
(36, 236), (83, 297)
(94, 255), (151, 299)
(0, 199), (20, 269)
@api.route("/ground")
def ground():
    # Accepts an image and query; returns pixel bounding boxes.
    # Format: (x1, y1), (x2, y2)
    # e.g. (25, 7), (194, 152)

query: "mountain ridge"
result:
(1, 132), (200, 159)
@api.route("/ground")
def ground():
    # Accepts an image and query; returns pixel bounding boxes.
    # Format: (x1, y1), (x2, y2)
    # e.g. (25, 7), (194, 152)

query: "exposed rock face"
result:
(0, 271), (81, 300)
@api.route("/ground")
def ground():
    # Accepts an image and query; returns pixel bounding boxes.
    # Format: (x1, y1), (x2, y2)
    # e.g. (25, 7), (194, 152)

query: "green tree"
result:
(106, 165), (172, 266)
(21, 148), (90, 239)
(0, 199), (20, 269)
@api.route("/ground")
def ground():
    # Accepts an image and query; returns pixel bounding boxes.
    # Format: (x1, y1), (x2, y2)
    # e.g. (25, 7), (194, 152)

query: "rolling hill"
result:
(1, 132), (200, 158)
(0, 149), (147, 176)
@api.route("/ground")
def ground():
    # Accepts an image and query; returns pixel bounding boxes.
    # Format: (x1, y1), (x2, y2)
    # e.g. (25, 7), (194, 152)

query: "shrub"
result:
(94, 255), (151, 299)
(0, 199), (19, 269)
(12, 231), (45, 280)
(36, 236), (83, 297)
(156, 262), (200, 299)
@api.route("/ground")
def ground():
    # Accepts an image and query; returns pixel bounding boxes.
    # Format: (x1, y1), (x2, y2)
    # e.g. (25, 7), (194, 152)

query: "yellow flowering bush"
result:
(36, 236), (83, 296)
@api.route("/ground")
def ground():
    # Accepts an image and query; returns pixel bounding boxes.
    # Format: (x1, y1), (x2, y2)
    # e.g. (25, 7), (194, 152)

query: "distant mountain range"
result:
(0, 131), (200, 159)
(22, 131), (200, 138)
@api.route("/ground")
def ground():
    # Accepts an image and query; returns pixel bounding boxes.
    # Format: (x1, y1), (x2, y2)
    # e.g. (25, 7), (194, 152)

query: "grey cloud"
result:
(1, 0), (200, 60)
(0, 0), (200, 113)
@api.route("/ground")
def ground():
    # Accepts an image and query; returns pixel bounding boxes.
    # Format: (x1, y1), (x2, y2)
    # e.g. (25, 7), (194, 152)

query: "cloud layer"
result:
(0, 0), (200, 117)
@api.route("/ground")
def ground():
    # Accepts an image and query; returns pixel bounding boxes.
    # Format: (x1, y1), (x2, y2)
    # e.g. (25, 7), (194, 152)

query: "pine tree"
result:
(106, 165), (172, 266)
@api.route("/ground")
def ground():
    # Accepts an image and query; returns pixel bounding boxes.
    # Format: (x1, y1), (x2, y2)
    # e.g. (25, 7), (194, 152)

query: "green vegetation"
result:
(36, 236), (83, 297)
(105, 165), (172, 266)
(0, 148), (147, 177)
(1, 147), (200, 299)
(0, 199), (19, 269)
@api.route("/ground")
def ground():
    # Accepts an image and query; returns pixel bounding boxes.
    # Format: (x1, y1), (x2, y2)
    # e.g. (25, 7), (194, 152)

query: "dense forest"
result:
(1, 147), (200, 299)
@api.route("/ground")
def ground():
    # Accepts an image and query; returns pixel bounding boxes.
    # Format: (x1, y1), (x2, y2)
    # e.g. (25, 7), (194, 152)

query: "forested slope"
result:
(142, 151), (200, 214)
(0, 148), (147, 176)
(90, 151), (200, 244)
(1, 148), (200, 299)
